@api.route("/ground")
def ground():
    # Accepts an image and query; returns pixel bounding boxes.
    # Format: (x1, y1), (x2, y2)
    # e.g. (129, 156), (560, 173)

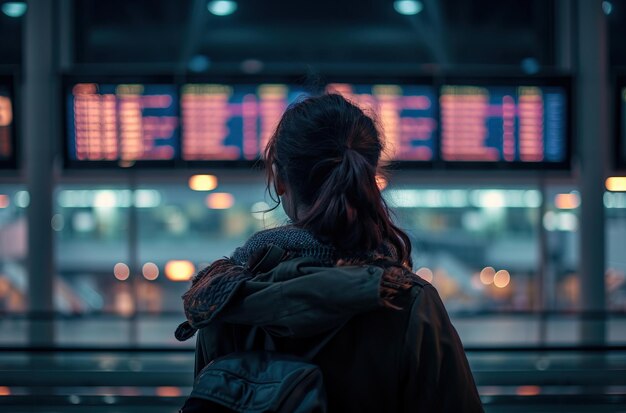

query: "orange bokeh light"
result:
(113, 263), (130, 281)
(479, 267), (496, 285)
(206, 192), (235, 209)
(606, 177), (626, 192)
(554, 193), (580, 209)
(155, 386), (182, 397)
(516, 385), (541, 396)
(493, 270), (511, 288)
(165, 260), (195, 282)
(189, 175), (218, 191)
(0, 194), (9, 209)
(142, 262), (159, 281)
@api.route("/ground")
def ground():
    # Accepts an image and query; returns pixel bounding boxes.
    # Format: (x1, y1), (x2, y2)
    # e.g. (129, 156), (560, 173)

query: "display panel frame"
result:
(436, 75), (573, 171)
(61, 74), (573, 172)
(0, 73), (18, 170)
(615, 74), (626, 170)
(62, 74), (180, 169)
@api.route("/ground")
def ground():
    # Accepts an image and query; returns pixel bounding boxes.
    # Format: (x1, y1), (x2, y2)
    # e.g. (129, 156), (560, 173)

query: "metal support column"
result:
(576, 0), (608, 345)
(24, 0), (57, 346)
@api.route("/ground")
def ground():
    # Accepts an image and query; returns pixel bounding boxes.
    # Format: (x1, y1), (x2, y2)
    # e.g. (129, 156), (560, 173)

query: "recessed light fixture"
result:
(394, 0), (423, 16)
(1, 2), (27, 18)
(207, 0), (237, 16)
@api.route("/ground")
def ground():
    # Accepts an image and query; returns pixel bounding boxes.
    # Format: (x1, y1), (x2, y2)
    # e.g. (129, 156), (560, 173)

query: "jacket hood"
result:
(220, 256), (384, 337)
(177, 246), (385, 341)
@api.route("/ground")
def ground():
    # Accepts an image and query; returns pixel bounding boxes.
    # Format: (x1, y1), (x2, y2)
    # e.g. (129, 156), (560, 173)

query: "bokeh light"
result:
(480, 267), (496, 285)
(554, 192), (580, 209)
(606, 177), (626, 192)
(165, 260), (195, 282)
(113, 263), (130, 281)
(188, 175), (218, 191)
(493, 270), (511, 288)
(206, 192), (235, 209)
(142, 262), (159, 281)
(416, 267), (434, 283)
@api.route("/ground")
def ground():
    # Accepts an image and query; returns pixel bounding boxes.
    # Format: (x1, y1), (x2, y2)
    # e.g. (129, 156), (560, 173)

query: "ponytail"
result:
(265, 94), (412, 267)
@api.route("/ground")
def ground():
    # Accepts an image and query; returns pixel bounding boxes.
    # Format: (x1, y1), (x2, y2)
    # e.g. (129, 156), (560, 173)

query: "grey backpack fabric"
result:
(181, 351), (327, 413)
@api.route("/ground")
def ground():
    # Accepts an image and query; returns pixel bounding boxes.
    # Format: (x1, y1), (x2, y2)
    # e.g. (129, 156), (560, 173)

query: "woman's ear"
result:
(272, 163), (286, 196)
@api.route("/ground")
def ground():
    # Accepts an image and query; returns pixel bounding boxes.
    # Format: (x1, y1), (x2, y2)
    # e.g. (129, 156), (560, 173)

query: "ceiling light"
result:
(1, 2), (27, 18)
(394, 0), (423, 16)
(207, 0), (237, 16)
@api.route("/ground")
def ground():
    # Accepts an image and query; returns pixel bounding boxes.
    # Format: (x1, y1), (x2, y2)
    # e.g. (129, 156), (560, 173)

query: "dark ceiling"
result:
(72, 0), (555, 72)
(0, 0), (625, 73)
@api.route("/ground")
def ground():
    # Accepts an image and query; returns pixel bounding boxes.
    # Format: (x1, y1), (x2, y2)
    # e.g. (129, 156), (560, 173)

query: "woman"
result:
(177, 94), (483, 412)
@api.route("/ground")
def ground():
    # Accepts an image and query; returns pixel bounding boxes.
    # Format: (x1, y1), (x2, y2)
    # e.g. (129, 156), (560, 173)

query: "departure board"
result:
(67, 82), (179, 163)
(440, 84), (567, 164)
(180, 84), (309, 161)
(326, 83), (437, 161)
(0, 82), (14, 166)
(63, 76), (572, 170)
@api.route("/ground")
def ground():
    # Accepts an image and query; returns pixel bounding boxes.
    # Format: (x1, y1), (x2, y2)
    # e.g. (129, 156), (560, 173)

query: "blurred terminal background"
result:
(0, 0), (626, 412)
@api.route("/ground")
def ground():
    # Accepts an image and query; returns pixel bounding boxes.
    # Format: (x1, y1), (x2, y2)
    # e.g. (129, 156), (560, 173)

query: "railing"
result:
(0, 345), (625, 412)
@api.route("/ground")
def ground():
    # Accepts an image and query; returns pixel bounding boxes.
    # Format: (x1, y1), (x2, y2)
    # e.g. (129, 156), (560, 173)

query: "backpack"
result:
(179, 350), (328, 413)
(179, 245), (338, 413)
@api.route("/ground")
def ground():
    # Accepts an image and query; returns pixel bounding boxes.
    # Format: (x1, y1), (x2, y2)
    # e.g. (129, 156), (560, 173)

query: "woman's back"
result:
(182, 93), (483, 412)
(191, 239), (482, 412)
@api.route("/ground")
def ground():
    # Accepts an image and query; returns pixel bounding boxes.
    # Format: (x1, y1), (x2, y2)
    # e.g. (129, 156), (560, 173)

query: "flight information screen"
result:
(63, 76), (571, 169)
(0, 83), (14, 165)
(67, 82), (179, 163)
(180, 84), (309, 161)
(326, 83), (437, 161)
(440, 84), (567, 164)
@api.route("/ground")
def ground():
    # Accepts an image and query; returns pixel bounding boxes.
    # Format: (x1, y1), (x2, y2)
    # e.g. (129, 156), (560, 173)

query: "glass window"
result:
(543, 185), (581, 311)
(0, 185), (28, 344)
(54, 185), (132, 344)
(0, 185), (28, 312)
(605, 191), (626, 312)
(385, 185), (542, 313)
(135, 181), (286, 313)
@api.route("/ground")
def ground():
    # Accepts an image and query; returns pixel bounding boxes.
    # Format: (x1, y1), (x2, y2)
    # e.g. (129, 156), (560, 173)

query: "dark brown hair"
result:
(264, 93), (412, 268)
